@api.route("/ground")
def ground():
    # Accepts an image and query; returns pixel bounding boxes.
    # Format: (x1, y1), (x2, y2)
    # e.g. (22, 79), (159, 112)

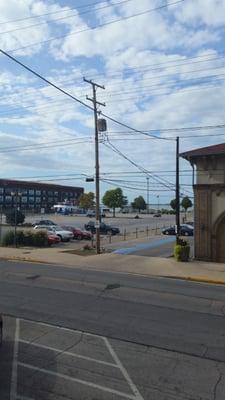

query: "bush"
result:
(1, 229), (48, 247)
(32, 230), (48, 247)
(2, 230), (15, 246)
(174, 239), (190, 262)
(5, 210), (25, 225)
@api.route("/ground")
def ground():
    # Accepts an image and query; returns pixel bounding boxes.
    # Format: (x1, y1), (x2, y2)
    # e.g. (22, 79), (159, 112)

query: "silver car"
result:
(33, 225), (74, 242)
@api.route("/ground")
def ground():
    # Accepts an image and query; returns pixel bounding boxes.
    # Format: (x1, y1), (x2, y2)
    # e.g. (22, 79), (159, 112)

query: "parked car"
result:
(47, 231), (61, 245)
(33, 225), (73, 241)
(153, 213), (162, 217)
(84, 221), (120, 235)
(32, 219), (57, 227)
(162, 224), (194, 236)
(62, 226), (93, 240)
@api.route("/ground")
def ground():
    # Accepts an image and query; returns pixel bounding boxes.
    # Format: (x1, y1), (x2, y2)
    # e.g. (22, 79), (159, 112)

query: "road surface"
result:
(0, 260), (224, 399)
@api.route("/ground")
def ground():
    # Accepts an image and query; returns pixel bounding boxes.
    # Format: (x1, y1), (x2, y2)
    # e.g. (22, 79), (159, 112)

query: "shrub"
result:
(33, 230), (48, 247)
(1, 229), (48, 247)
(16, 230), (25, 246)
(174, 239), (190, 262)
(2, 230), (15, 246)
(5, 210), (25, 225)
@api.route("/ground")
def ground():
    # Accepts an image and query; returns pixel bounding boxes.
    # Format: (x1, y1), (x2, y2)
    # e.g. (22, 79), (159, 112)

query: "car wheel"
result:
(184, 231), (189, 236)
(58, 235), (62, 241)
(77, 235), (82, 240)
(164, 230), (169, 235)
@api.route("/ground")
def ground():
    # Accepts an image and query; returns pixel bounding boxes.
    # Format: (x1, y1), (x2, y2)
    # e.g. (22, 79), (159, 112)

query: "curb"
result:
(165, 275), (225, 285)
(0, 256), (51, 264)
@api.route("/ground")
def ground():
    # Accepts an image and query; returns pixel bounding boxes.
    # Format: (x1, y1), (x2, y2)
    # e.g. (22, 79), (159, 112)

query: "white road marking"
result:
(19, 339), (119, 368)
(103, 338), (145, 400)
(19, 362), (137, 400)
(10, 318), (20, 400)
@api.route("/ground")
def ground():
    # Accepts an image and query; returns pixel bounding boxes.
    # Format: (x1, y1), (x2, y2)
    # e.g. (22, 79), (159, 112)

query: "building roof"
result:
(0, 178), (83, 192)
(180, 143), (225, 161)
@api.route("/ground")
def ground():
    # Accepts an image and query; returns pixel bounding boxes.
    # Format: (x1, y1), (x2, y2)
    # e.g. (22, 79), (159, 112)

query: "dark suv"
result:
(84, 221), (120, 235)
(32, 219), (57, 227)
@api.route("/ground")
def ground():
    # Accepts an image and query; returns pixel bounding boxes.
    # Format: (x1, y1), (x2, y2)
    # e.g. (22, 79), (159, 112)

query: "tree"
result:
(79, 192), (95, 210)
(102, 188), (127, 217)
(5, 210), (25, 225)
(170, 198), (177, 211)
(131, 196), (146, 213)
(181, 196), (193, 218)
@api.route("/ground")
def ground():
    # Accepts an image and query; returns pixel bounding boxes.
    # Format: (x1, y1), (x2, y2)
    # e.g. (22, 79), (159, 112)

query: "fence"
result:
(95, 223), (168, 246)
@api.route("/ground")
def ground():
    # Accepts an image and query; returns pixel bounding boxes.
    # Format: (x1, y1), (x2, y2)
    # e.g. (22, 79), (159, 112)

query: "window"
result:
(36, 190), (41, 196)
(5, 188), (13, 195)
(5, 196), (12, 203)
(36, 197), (41, 203)
(0, 196), (3, 203)
(22, 197), (27, 203)
(28, 196), (34, 203)
(0, 188), (4, 194)
(48, 191), (53, 196)
(21, 189), (27, 195)
(29, 189), (34, 195)
(54, 191), (58, 196)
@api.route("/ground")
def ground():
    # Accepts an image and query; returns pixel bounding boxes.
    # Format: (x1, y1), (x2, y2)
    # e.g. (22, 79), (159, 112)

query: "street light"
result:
(11, 191), (22, 247)
(157, 195), (160, 212)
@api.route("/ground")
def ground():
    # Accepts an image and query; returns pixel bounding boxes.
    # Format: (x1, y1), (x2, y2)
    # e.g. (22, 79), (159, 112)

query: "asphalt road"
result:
(0, 261), (225, 399)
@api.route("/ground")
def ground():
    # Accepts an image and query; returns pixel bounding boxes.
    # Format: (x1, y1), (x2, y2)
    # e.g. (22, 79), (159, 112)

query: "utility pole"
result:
(176, 136), (180, 244)
(83, 78), (105, 254)
(146, 176), (149, 214)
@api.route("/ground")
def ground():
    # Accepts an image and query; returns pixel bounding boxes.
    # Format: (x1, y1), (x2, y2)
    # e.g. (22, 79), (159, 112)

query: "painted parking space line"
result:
(10, 318), (20, 400)
(19, 339), (119, 368)
(104, 337), (145, 400)
(19, 362), (137, 400)
(113, 237), (175, 255)
(15, 318), (145, 400)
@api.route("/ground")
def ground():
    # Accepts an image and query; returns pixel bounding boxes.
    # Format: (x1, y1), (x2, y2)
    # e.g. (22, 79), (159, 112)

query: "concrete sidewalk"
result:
(0, 243), (225, 285)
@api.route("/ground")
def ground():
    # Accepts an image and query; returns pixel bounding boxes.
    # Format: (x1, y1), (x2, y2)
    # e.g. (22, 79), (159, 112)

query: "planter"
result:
(174, 244), (190, 262)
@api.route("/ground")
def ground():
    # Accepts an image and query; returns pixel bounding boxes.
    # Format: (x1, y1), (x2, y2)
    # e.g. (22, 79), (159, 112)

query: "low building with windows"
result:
(0, 179), (84, 212)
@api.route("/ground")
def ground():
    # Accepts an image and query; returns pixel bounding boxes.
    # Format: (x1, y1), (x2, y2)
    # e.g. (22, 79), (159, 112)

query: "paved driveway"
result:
(2, 317), (144, 400)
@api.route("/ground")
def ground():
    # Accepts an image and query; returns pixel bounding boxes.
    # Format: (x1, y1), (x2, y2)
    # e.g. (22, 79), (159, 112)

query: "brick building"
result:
(0, 179), (83, 212)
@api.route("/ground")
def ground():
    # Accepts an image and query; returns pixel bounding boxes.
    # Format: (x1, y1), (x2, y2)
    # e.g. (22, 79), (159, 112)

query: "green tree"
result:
(79, 192), (95, 210)
(5, 210), (25, 225)
(170, 198), (177, 211)
(102, 188), (127, 217)
(181, 196), (193, 218)
(131, 196), (146, 213)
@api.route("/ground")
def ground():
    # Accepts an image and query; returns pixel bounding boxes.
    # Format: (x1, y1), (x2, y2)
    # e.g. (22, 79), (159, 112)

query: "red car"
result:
(47, 232), (61, 245)
(62, 226), (93, 240)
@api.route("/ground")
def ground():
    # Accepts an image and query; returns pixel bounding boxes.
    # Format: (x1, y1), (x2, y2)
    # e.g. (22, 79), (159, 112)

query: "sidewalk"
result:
(0, 242), (225, 285)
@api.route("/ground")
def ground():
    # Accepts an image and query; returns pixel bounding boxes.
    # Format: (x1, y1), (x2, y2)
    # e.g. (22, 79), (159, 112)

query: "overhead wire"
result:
(0, 0), (122, 25)
(0, 0), (133, 36)
(8, 0), (185, 53)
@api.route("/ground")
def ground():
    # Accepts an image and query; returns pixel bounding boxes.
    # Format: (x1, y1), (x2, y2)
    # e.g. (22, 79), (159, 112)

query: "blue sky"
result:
(0, 0), (225, 205)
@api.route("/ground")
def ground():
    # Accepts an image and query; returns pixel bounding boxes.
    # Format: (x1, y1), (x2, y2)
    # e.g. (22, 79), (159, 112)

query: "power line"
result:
(0, 0), (118, 25)
(0, 49), (171, 142)
(8, 0), (185, 53)
(0, 0), (133, 36)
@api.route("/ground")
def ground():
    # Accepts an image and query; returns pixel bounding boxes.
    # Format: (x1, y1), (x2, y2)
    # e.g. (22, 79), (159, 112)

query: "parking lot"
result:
(1, 316), (144, 400)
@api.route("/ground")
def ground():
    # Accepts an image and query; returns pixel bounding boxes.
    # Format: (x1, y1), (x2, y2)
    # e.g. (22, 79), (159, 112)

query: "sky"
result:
(0, 0), (225, 206)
